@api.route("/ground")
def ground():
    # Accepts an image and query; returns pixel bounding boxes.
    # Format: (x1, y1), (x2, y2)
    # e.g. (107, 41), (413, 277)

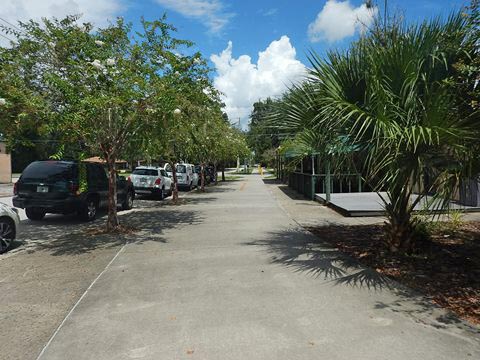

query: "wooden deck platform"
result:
(315, 192), (480, 217)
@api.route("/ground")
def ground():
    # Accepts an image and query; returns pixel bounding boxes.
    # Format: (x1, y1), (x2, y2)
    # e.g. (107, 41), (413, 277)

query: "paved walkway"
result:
(38, 175), (480, 360)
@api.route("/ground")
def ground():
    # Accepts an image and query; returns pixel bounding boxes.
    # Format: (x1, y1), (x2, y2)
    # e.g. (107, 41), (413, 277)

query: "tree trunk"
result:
(221, 161), (225, 182)
(385, 220), (415, 253)
(214, 162), (218, 185)
(383, 187), (417, 253)
(105, 154), (119, 231)
(200, 162), (205, 192)
(170, 161), (179, 203)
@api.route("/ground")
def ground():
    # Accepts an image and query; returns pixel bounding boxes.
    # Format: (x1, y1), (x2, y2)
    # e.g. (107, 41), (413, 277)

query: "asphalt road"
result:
(23, 174), (479, 360)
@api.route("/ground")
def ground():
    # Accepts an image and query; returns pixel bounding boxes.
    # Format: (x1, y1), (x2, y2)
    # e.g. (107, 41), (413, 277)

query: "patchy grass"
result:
(263, 173), (276, 180)
(224, 175), (242, 181)
(230, 168), (253, 175)
(307, 222), (480, 325)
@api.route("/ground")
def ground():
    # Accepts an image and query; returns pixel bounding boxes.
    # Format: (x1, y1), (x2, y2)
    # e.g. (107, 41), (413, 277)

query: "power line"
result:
(0, 32), (15, 44)
(0, 17), (23, 33)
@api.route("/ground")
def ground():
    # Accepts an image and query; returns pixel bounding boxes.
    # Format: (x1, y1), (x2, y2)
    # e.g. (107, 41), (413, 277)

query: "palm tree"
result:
(275, 13), (479, 253)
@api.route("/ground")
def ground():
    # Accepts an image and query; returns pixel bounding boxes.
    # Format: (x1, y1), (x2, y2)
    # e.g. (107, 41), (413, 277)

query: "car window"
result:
(160, 169), (167, 176)
(88, 164), (107, 184)
(21, 161), (76, 182)
(132, 168), (158, 176)
(176, 165), (186, 173)
(165, 164), (172, 172)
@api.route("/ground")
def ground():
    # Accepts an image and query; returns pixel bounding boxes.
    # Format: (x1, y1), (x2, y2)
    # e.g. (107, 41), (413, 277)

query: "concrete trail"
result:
(38, 175), (480, 360)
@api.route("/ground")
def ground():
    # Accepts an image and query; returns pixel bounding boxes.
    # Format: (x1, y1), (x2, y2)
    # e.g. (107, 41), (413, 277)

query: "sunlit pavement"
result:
(11, 175), (480, 359)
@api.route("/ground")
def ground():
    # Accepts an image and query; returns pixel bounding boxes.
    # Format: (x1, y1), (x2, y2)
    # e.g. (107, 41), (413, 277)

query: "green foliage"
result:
(260, 148), (277, 168)
(267, 7), (479, 253)
(78, 162), (88, 193)
(247, 98), (282, 162)
(0, 13), (252, 218)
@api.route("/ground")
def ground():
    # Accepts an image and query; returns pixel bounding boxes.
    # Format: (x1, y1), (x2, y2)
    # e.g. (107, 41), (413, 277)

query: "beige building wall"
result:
(0, 142), (12, 183)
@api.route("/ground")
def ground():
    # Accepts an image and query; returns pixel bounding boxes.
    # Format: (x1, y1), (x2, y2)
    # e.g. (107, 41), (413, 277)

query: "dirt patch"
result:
(307, 222), (480, 325)
(84, 223), (139, 236)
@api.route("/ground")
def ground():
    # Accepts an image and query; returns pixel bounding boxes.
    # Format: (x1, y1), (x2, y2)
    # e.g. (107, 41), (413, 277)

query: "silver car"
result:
(0, 202), (20, 254)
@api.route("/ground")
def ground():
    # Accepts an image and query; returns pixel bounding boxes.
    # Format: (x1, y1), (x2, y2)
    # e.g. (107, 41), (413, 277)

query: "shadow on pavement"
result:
(246, 228), (392, 290)
(268, 182), (310, 201)
(246, 228), (480, 334)
(262, 179), (282, 185)
(15, 205), (203, 257)
(374, 290), (480, 334)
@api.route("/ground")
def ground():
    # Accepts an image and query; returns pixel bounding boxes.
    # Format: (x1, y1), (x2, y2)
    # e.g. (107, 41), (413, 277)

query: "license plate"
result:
(140, 177), (147, 183)
(37, 186), (49, 193)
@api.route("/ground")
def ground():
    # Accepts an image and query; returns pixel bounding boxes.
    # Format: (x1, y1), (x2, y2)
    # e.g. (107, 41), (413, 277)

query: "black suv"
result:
(13, 160), (134, 221)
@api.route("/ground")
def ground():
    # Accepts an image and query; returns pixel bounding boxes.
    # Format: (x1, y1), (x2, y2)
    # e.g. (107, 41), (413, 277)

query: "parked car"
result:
(176, 163), (198, 190)
(194, 165), (205, 185)
(13, 160), (134, 221)
(194, 165), (213, 185)
(163, 163), (173, 177)
(191, 164), (200, 187)
(0, 203), (20, 254)
(205, 165), (216, 184)
(129, 166), (172, 199)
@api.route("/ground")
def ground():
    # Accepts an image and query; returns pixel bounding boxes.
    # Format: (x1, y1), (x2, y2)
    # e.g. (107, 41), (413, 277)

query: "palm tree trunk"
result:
(383, 184), (417, 253)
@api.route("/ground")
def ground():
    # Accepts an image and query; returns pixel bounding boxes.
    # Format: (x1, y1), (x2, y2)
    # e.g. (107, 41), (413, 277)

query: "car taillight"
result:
(127, 176), (131, 182)
(155, 178), (161, 185)
(13, 182), (18, 195)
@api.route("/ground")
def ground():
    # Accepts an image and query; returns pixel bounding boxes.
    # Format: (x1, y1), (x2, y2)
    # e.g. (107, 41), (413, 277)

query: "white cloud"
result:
(263, 8), (278, 17)
(154, 0), (233, 33)
(211, 36), (307, 128)
(308, 0), (377, 43)
(0, 0), (125, 30)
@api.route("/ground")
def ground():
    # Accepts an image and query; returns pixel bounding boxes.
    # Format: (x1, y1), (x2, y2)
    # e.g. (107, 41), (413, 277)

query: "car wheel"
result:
(80, 198), (97, 221)
(0, 217), (15, 254)
(122, 191), (134, 210)
(189, 182), (193, 191)
(25, 207), (46, 221)
(159, 187), (165, 200)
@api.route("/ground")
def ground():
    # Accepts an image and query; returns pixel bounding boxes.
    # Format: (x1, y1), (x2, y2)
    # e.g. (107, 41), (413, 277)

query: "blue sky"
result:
(124, 0), (467, 65)
(0, 0), (469, 126)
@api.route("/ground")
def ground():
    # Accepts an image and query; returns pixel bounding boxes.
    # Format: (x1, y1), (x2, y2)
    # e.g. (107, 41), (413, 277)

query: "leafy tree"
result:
(0, 15), (196, 229)
(247, 98), (281, 163)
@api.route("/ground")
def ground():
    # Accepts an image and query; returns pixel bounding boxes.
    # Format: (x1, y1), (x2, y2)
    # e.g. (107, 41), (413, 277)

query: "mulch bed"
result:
(307, 222), (480, 325)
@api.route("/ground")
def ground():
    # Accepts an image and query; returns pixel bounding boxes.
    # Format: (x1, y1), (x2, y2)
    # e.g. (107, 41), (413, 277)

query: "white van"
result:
(175, 163), (198, 190)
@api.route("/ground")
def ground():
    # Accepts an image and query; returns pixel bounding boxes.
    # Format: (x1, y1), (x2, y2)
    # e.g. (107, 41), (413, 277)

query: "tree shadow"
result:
(262, 178), (282, 185)
(219, 178), (243, 183)
(15, 206), (203, 257)
(274, 183), (311, 201)
(134, 196), (217, 207)
(245, 228), (393, 291)
(374, 288), (480, 334)
(193, 184), (238, 194)
(246, 227), (480, 334)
